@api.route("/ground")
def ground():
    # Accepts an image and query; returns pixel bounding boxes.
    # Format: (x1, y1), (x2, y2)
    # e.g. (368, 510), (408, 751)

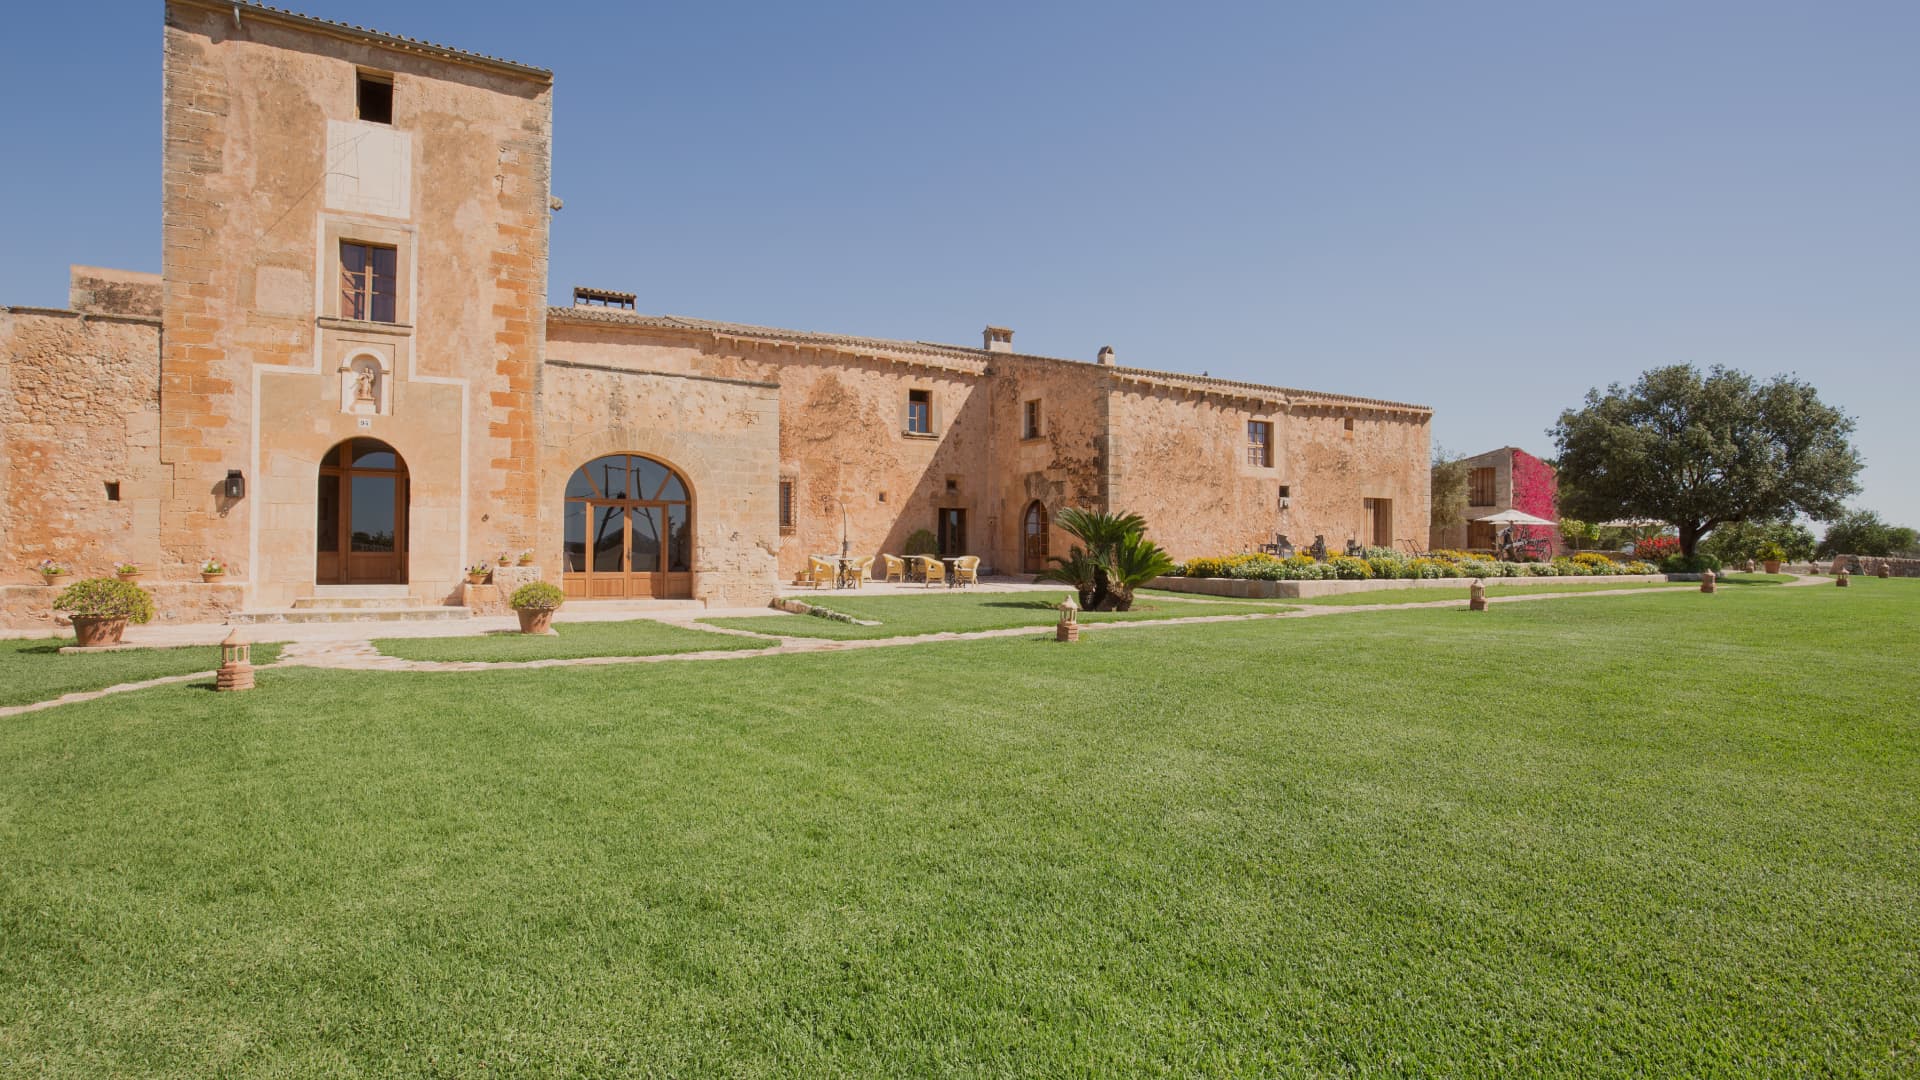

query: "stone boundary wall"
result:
(1, 582), (243, 634)
(1148, 573), (1682, 600)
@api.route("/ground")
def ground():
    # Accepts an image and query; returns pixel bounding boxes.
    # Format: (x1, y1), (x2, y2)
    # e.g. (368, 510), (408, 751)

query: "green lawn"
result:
(0, 636), (284, 708)
(1293, 579), (1698, 605)
(373, 618), (775, 663)
(703, 591), (1297, 640)
(1, 581), (1916, 1075)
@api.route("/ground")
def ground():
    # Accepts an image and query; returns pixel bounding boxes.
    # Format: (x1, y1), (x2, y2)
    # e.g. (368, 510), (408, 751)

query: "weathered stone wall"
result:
(538, 336), (782, 606)
(1106, 387), (1431, 561)
(160, 0), (552, 606)
(987, 355), (1112, 573)
(69, 267), (163, 319)
(0, 309), (163, 586)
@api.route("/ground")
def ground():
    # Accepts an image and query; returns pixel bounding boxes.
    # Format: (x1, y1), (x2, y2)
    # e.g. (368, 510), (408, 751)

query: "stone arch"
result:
(557, 450), (696, 600)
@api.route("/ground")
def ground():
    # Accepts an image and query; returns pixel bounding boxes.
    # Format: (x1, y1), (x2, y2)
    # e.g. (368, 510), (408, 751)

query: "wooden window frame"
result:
(778, 477), (797, 534)
(356, 70), (394, 125)
(906, 389), (934, 436)
(1246, 420), (1273, 467)
(1023, 399), (1043, 440)
(1469, 467), (1496, 507)
(339, 240), (400, 324)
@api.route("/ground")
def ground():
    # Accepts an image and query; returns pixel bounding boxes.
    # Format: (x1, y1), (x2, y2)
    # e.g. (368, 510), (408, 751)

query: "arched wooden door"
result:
(1023, 501), (1050, 573)
(562, 454), (694, 599)
(316, 438), (409, 585)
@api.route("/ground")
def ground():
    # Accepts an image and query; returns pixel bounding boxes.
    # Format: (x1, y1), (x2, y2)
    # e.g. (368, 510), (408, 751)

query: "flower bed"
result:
(1171, 547), (1657, 583)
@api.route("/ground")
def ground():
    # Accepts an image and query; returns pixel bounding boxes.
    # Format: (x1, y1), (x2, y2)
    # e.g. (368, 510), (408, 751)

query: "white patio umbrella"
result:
(1472, 509), (1557, 527)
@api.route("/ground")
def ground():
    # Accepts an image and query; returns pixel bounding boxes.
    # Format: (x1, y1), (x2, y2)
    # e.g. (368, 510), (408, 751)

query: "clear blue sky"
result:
(5, 1), (1915, 527)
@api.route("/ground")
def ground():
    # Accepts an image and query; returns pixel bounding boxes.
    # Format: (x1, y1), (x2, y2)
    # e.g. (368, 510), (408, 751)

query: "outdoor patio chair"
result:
(806, 555), (835, 589)
(848, 556), (874, 588)
(881, 554), (907, 583)
(953, 555), (980, 588)
(917, 555), (946, 588)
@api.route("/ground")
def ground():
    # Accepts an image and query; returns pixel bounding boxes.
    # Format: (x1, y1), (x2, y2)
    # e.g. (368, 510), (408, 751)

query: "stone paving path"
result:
(2, 576), (1822, 716)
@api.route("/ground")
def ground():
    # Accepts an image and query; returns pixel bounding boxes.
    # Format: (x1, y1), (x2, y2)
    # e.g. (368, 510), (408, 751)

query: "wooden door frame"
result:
(317, 440), (409, 585)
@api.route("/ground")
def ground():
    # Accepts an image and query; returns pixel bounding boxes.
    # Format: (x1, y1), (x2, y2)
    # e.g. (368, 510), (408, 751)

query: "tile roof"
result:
(178, 1), (551, 80)
(546, 307), (1432, 415)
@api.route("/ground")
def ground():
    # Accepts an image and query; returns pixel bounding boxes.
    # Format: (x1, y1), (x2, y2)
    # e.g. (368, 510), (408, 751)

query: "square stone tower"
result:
(159, 1), (552, 607)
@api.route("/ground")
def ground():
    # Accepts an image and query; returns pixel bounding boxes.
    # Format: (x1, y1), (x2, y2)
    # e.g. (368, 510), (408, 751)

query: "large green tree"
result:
(1816, 509), (1918, 558)
(1551, 365), (1860, 556)
(1428, 446), (1470, 540)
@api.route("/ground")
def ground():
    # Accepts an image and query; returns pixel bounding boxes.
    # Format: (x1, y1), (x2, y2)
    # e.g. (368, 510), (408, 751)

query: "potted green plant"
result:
(517, 548), (535, 566)
(200, 557), (227, 583)
(1756, 541), (1785, 575)
(509, 580), (564, 635)
(52, 577), (156, 647)
(465, 563), (491, 585)
(115, 561), (143, 582)
(497, 550), (514, 569)
(36, 559), (70, 587)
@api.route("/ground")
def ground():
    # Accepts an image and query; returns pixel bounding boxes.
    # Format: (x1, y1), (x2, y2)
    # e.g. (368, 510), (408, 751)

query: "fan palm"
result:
(1052, 508), (1149, 609)
(1105, 532), (1177, 611)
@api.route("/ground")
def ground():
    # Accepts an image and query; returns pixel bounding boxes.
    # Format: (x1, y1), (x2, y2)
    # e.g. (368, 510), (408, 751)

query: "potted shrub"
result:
(115, 561), (143, 582)
(36, 559), (70, 587)
(465, 564), (492, 585)
(497, 550), (514, 569)
(52, 577), (155, 647)
(517, 548), (535, 566)
(1756, 541), (1785, 575)
(200, 557), (227, 583)
(509, 581), (565, 635)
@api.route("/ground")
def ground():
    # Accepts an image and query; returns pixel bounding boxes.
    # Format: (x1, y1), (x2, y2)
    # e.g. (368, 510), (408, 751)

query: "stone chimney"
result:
(983, 326), (1014, 353)
(1096, 345), (1115, 366)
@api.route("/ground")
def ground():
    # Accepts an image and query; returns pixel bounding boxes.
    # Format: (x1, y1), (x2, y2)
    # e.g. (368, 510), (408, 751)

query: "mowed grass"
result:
(0, 636), (284, 708)
(1293, 579), (1697, 605)
(703, 590), (1296, 640)
(373, 618), (774, 663)
(1, 581), (1916, 1075)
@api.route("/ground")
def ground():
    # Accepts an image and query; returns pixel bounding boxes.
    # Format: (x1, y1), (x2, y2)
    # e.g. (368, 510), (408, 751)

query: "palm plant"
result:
(1104, 531), (1177, 611)
(1042, 508), (1169, 610)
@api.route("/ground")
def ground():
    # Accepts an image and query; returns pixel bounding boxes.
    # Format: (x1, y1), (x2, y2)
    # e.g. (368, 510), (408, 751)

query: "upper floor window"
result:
(778, 478), (797, 533)
(1469, 467), (1496, 507)
(907, 389), (932, 435)
(1023, 399), (1042, 440)
(357, 72), (393, 125)
(1247, 420), (1273, 467)
(340, 241), (398, 323)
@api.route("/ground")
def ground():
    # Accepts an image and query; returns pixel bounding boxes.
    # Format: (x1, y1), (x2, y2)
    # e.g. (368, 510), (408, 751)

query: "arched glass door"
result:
(563, 454), (693, 599)
(317, 438), (409, 584)
(1023, 501), (1050, 573)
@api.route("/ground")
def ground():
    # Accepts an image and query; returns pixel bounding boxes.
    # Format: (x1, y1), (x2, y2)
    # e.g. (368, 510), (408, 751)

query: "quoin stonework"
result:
(0, 1), (1433, 627)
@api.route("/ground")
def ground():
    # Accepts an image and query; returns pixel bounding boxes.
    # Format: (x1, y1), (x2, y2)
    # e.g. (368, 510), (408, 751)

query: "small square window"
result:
(1278, 485), (1291, 500)
(1023, 399), (1042, 440)
(1343, 416), (1355, 438)
(357, 72), (393, 125)
(907, 389), (932, 435)
(946, 478), (959, 493)
(104, 481), (121, 502)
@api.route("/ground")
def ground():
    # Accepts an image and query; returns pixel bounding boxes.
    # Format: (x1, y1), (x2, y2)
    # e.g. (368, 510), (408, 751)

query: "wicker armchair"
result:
(806, 555), (835, 589)
(953, 555), (980, 588)
(847, 556), (874, 588)
(881, 553), (908, 584)
(917, 555), (946, 588)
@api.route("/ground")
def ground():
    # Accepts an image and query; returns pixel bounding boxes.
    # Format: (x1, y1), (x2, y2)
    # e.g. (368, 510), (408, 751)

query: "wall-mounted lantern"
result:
(224, 470), (246, 500)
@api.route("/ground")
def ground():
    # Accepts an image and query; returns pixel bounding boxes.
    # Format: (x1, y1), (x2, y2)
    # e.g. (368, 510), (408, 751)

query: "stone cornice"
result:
(171, 0), (553, 83)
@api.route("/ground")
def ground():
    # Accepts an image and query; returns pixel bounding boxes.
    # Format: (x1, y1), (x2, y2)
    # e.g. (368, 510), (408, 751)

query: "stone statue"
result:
(355, 366), (377, 402)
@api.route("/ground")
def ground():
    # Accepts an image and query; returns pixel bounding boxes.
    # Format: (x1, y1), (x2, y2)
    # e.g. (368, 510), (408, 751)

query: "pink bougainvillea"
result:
(1509, 449), (1559, 555)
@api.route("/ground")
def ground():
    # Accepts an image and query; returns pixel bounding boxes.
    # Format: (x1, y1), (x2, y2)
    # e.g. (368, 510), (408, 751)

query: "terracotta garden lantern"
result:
(216, 629), (254, 692)
(1700, 568), (1716, 594)
(1057, 595), (1080, 643)
(1837, 569), (1850, 588)
(1469, 579), (1487, 612)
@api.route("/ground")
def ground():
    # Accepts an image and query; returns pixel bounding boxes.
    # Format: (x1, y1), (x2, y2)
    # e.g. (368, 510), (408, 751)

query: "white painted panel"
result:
(324, 119), (412, 219)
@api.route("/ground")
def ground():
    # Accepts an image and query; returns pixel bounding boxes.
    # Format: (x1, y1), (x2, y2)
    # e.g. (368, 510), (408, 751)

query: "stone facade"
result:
(0, 2), (1434, 627)
(1430, 446), (1560, 554)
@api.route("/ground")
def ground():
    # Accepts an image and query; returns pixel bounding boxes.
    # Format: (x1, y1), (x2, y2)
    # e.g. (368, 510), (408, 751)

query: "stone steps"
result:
(292, 596), (418, 609)
(231, 606), (472, 625)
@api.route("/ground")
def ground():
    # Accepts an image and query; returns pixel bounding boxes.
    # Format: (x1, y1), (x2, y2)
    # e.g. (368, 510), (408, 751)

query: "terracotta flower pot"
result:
(467, 573), (488, 585)
(41, 572), (68, 588)
(202, 572), (225, 583)
(1762, 560), (1781, 574)
(70, 617), (128, 647)
(117, 571), (142, 583)
(517, 557), (534, 566)
(516, 607), (556, 635)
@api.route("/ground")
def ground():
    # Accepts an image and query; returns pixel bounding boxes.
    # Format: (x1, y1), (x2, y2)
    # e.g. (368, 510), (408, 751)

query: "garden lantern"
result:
(1837, 569), (1849, 588)
(1057, 595), (1080, 642)
(223, 469), (246, 500)
(1877, 563), (1890, 579)
(1700, 569), (1716, 594)
(1468, 579), (1487, 612)
(216, 629), (254, 692)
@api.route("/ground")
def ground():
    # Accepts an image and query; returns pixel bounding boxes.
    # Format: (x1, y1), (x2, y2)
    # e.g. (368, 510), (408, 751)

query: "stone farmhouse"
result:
(1429, 446), (1560, 555)
(0, 1), (1432, 628)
